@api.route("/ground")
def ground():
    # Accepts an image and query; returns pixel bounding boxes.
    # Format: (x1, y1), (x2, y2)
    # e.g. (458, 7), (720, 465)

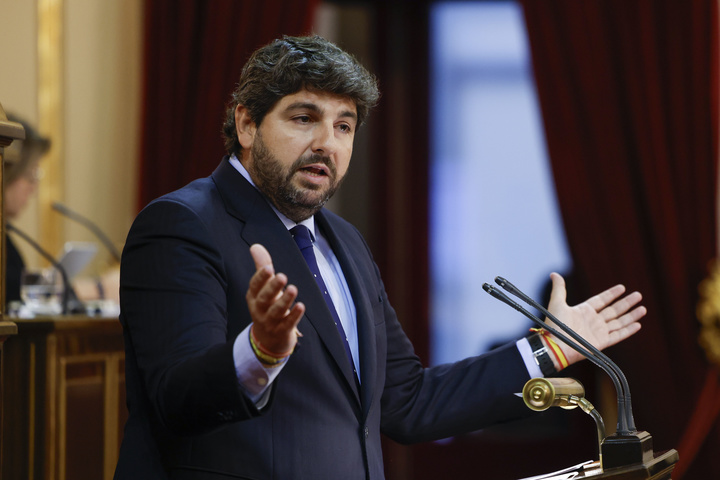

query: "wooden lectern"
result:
(526, 449), (678, 479)
(594, 450), (678, 479)
(2, 315), (125, 480)
(520, 377), (679, 480)
(0, 103), (23, 474)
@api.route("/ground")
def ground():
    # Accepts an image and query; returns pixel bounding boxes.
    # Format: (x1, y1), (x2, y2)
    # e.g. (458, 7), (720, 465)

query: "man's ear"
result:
(235, 104), (256, 150)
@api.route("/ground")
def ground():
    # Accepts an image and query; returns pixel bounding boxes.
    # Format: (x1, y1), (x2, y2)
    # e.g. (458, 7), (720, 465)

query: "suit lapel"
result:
(211, 158), (361, 403)
(316, 212), (377, 416)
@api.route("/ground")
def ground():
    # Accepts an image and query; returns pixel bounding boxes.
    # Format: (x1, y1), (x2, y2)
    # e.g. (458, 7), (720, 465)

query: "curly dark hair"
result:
(222, 35), (380, 157)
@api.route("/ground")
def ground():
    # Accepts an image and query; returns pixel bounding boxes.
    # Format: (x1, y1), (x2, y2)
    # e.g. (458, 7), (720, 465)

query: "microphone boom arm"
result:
(7, 223), (84, 315)
(52, 202), (121, 262)
(494, 276), (636, 433)
(482, 282), (634, 434)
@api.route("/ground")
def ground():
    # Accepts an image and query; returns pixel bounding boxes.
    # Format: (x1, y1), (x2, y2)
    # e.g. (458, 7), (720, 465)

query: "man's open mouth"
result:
(299, 165), (328, 176)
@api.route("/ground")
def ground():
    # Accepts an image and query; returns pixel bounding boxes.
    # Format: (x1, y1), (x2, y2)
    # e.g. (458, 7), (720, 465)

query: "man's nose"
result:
(311, 123), (337, 157)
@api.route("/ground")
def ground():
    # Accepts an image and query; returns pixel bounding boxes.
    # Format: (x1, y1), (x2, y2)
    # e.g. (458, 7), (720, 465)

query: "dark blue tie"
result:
(290, 225), (357, 378)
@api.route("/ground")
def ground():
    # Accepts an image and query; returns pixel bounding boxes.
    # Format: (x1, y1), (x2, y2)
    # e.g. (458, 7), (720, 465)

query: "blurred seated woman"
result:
(3, 114), (49, 307)
(3, 114), (119, 312)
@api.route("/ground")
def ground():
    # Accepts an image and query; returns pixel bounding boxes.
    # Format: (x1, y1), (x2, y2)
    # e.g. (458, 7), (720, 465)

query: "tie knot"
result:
(290, 225), (313, 250)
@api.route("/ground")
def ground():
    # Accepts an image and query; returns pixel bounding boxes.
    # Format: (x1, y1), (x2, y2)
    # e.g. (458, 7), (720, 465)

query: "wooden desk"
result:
(0, 321), (18, 474)
(2, 315), (125, 480)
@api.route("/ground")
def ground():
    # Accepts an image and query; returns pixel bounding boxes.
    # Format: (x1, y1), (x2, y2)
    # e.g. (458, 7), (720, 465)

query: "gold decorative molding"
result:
(37, 0), (65, 257)
(698, 260), (720, 368)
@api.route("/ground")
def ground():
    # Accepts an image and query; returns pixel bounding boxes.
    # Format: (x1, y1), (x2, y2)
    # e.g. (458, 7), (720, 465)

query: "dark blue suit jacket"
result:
(114, 157), (531, 480)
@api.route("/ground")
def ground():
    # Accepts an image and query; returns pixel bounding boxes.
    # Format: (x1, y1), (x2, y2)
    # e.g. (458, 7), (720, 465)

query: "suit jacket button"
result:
(364, 426), (369, 438)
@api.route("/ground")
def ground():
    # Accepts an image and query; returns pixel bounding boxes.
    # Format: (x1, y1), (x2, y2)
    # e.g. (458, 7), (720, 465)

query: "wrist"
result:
(531, 328), (569, 371)
(249, 325), (294, 367)
(527, 331), (556, 376)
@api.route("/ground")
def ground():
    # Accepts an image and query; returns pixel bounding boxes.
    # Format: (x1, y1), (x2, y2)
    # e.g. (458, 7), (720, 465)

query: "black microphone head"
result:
(483, 284), (518, 307)
(495, 276), (508, 287)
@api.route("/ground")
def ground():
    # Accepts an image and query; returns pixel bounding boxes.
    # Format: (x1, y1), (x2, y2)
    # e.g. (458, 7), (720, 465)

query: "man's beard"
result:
(248, 131), (345, 223)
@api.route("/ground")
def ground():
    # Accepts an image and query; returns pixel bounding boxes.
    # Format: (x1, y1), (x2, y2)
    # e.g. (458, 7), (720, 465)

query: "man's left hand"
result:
(545, 272), (645, 366)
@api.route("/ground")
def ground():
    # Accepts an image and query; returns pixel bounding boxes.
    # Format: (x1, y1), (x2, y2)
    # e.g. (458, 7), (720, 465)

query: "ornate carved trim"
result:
(698, 260), (720, 368)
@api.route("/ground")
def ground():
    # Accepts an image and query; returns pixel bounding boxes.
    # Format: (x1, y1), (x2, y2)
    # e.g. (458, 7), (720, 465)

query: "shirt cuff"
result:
(233, 325), (287, 406)
(517, 337), (543, 378)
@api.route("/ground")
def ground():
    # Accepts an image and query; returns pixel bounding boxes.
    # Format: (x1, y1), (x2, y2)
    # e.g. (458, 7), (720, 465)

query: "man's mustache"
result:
(291, 154), (337, 177)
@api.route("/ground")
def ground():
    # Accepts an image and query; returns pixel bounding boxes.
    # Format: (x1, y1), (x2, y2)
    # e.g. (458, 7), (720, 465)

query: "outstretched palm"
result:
(545, 272), (645, 366)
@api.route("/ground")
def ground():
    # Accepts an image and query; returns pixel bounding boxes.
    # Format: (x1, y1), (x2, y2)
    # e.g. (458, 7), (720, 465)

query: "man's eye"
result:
(338, 124), (352, 133)
(295, 115), (311, 123)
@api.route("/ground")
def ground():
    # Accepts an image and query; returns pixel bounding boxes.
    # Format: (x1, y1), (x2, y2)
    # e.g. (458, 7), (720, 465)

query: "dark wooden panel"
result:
(2, 316), (124, 480)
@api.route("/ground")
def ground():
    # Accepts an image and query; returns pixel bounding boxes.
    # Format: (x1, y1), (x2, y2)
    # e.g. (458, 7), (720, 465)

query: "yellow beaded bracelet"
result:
(249, 332), (285, 367)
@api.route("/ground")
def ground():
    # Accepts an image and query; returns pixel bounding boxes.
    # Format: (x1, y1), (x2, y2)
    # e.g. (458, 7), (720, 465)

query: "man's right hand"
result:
(246, 244), (304, 357)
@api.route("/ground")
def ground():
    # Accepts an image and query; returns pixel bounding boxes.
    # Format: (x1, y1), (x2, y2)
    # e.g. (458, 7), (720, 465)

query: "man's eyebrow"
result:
(285, 102), (358, 122)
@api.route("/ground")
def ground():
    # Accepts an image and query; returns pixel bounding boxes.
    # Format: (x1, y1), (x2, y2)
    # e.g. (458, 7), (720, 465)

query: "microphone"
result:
(494, 276), (636, 433)
(7, 223), (85, 315)
(483, 277), (664, 472)
(481, 282), (633, 435)
(51, 202), (121, 262)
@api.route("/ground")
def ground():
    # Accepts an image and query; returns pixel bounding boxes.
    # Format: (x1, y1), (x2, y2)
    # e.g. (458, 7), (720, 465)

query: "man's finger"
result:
(586, 284), (626, 312)
(548, 272), (567, 306)
(264, 280), (299, 318)
(598, 291), (643, 321)
(250, 244), (274, 274)
(247, 263), (273, 299)
(255, 273), (289, 307)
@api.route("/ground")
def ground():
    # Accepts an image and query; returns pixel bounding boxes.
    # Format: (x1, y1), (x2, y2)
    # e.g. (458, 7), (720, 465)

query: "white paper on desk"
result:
(57, 241), (98, 279)
(518, 460), (594, 480)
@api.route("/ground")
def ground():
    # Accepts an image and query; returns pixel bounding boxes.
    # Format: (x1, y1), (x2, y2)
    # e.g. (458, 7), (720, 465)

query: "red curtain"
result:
(368, 2), (433, 478)
(370, 0), (432, 363)
(521, 1), (719, 477)
(138, 0), (320, 210)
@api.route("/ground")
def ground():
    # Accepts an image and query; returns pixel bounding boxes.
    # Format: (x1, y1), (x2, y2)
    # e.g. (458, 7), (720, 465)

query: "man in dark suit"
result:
(114, 35), (645, 479)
